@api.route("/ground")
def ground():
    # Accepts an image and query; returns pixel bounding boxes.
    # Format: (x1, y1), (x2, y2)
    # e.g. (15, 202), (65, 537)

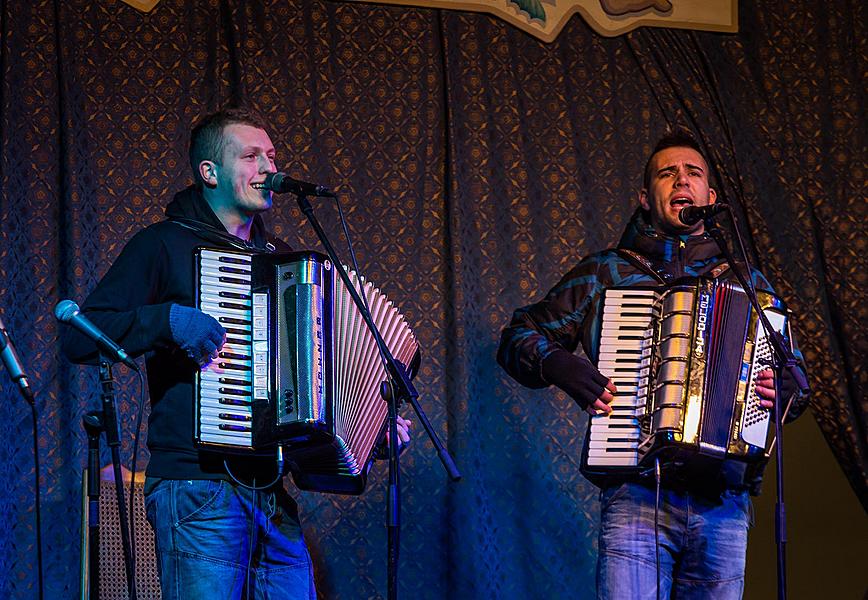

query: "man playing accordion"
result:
(62, 108), (410, 599)
(498, 129), (809, 600)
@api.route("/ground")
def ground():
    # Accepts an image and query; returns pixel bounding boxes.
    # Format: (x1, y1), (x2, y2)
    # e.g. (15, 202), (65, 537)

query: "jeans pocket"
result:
(144, 478), (168, 528)
(172, 479), (225, 526)
(599, 482), (631, 511)
(723, 489), (753, 529)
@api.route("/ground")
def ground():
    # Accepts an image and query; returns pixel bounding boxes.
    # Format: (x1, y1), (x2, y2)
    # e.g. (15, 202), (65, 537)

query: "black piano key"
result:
(219, 316), (252, 326)
(218, 377), (250, 386)
(225, 337), (251, 346)
(219, 387), (252, 396)
(218, 363), (252, 372)
(219, 266), (250, 275)
(219, 412), (252, 422)
(219, 397), (252, 407)
(218, 423), (252, 432)
(218, 276), (249, 286)
(218, 256), (251, 265)
(220, 352), (251, 361)
(218, 301), (249, 311)
(223, 327), (249, 336)
(219, 291), (251, 301)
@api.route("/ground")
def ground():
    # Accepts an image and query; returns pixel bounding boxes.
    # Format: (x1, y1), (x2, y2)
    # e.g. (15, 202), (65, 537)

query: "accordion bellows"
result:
(194, 248), (419, 495)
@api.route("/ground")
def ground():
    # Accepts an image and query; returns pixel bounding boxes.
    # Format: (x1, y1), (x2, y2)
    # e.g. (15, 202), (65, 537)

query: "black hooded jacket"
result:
(62, 186), (291, 480)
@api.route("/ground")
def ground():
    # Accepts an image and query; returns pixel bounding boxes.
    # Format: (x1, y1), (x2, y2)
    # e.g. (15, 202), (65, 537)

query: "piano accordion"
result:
(194, 247), (420, 494)
(583, 278), (791, 475)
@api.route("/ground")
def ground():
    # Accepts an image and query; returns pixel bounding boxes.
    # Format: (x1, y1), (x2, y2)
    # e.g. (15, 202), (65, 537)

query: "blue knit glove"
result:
(169, 304), (226, 364)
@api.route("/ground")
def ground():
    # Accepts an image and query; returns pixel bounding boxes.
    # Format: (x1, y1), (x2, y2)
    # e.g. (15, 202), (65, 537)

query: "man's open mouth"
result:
(670, 197), (693, 208)
(251, 183), (267, 190)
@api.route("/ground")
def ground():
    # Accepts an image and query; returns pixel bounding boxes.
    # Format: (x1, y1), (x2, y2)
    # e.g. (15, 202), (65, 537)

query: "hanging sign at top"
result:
(356, 0), (738, 41)
(119, 0), (737, 42)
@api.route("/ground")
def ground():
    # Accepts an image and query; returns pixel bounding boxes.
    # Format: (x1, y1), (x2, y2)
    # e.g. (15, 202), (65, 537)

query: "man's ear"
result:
(199, 161), (218, 187)
(638, 189), (650, 211)
(708, 187), (717, 205)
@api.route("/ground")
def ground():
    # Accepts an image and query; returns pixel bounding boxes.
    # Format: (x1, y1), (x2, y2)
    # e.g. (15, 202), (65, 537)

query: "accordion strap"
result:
(616, 249), (733, 283)
(616, 249), (667, 284)
(169, 217), (277, 253)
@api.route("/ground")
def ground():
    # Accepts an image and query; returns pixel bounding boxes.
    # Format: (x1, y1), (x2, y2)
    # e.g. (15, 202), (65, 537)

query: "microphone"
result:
(263, 172), (335, 197)
(0, 315), (34, 403)
(678, 203), (729, 226)
(54, 300), (138, 370)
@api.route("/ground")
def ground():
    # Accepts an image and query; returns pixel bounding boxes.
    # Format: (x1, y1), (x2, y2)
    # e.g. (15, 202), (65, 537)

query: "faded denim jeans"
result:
(597, 482), (751, 600)
(144, 478), (316, 600)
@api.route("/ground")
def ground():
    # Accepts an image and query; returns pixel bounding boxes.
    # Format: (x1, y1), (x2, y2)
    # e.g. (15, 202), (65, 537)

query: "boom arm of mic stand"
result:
(295, 194), (461, 481)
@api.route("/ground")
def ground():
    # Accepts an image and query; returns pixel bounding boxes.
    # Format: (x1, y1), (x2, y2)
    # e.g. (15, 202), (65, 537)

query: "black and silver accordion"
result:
(582, 277), (792, 475)
(193, 248), (420, 494)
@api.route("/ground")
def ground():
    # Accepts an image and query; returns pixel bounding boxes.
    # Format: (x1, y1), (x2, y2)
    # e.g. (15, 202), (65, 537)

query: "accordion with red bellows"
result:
(582, 277), (792, 477)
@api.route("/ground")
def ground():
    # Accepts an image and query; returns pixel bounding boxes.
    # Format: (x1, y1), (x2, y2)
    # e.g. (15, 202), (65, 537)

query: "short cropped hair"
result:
(642, 128), (708, 189)
(189, 108), (269, 186)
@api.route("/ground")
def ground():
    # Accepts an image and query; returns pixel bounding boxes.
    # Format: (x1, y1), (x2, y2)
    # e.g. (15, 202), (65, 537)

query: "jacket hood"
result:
(618, 207), (722, 261)
(165, 185), (272, 250)
(616, 207), (727, 280)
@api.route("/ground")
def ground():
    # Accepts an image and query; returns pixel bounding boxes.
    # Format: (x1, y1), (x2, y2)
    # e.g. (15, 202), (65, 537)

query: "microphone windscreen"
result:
(55, 300), (80, 322)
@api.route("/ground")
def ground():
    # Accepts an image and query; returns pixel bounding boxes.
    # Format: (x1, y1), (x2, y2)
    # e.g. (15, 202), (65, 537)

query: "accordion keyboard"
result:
(588, 288), (659, 467)
(196, 249), (269, 449)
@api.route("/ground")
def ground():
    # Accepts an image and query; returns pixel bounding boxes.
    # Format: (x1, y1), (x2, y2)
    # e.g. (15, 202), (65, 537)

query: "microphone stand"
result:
(0, 329), (43, 600)
(83, 412), (103, 600)
(294, 193), (461, 600)
(87, 354), (137, 600)
(702, 212), (809, 600)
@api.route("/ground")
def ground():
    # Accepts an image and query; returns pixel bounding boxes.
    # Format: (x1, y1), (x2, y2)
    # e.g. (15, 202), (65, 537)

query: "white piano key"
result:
(201, 302), (252, 318)
(590, 424), (640, 435)
(606, 399), (645, 408)
(588, 440), (638, 449)
(199, 428), (252, 446)
(200, 275), (250, 292)
(587, 454), (639, 466)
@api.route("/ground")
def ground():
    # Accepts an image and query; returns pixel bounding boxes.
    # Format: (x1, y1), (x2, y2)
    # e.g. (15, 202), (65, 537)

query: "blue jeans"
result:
(144, 478), (315, 600)
(597, 482), (751, 600)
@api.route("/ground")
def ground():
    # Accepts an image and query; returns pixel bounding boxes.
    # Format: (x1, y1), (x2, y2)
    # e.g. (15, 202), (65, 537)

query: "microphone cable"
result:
(127, 365), (147, 600)
(654, 457), (662, 600)
(29, 396), (44, 600)
(246, 481), (257, 600)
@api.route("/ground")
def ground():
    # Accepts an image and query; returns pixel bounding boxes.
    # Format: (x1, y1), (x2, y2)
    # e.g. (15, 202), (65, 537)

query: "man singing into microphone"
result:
(62, 108), (409, 599)
(498, 129), (808, 599)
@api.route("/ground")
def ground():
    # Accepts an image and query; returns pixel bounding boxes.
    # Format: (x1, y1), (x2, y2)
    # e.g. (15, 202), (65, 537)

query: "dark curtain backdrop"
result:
(0, 0), (864, 597)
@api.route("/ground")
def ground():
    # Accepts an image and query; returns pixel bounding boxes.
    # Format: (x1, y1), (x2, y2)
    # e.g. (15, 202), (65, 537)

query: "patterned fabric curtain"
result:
(0, 0), (864, 597)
